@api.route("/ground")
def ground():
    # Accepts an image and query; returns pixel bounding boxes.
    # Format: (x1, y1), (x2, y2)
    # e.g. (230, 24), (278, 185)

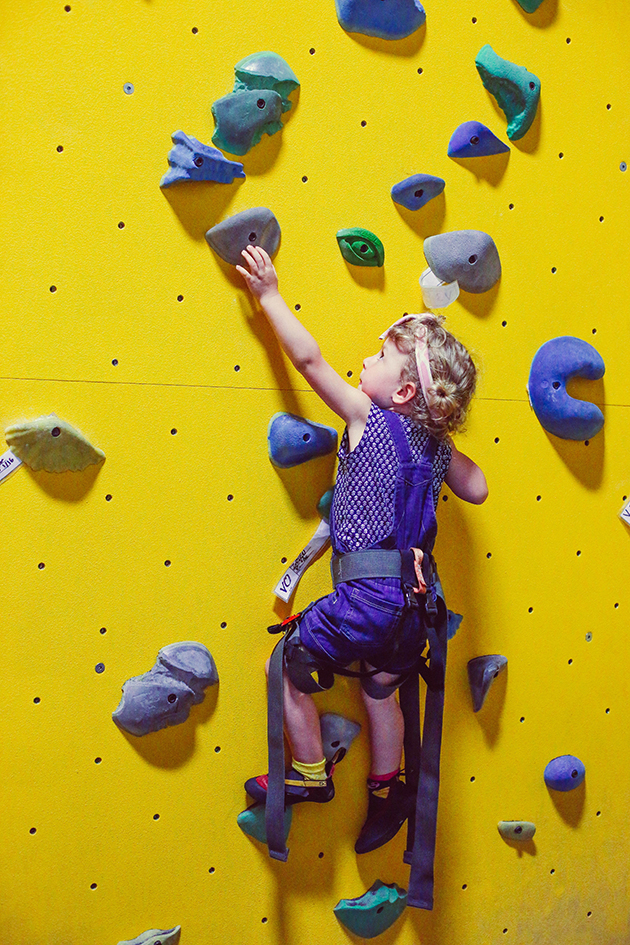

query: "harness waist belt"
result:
(331, 550), (403, 586)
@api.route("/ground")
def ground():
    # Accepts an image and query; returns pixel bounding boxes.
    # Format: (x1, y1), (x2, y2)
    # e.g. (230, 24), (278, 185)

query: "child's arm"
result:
(444, 441), (488, 504)
(237, 245), (370, 428)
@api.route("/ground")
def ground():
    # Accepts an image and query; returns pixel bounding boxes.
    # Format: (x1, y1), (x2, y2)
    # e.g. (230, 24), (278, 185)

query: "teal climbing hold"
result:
(475, 45), (541, 141)
(515, 0), (545, 11)
(498, 821), (536, 842)
(334, 881), (407, 938)
(317, 489), (334, 522)
(237, 802), (293, 845)
(467, 654), (507, 712)
(336, 228), (384, 267)
(211, 89), (283, 156)
(268, 413), (337, 468)
(234, 51), (300, 112)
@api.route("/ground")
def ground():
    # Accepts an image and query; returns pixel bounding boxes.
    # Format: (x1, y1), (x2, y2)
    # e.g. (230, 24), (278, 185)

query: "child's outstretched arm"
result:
(444, 441), (488, 504)
(237, 245), (370, 428)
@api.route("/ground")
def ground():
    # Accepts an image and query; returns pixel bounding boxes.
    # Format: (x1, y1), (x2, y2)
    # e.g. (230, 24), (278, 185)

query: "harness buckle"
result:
(268, 613), (302, 635)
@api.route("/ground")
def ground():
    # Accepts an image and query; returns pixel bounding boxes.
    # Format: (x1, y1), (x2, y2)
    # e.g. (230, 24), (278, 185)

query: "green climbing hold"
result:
(336, 228), (384, 267)
(515, 0), (545, 11)
(234, 51), (300, 113)
(498, 821), (536, 842)
(334, 881), (407, 938)
(475, 44), (541, 141)
(237, 802), (292, 845)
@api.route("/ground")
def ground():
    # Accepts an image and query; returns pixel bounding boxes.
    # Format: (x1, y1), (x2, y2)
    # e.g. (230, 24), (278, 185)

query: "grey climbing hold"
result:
(391, 174), (445, 211)
(234, 52), (300, 112)
(211, 89), (283, 156)
(515, 0), (545, 12)
(335, 0), (426, 40)
(160, 131), (245, 188)
(467, 654), (507, 712)
(424, 230), (501, 293)
(237, 802), (293, 844)
(544, 755), (586, 792)
(498, 821), (536, 842)
(205, 207), (281, 267)
(448, 120), (510, 158)
(320, 712), (361, 762)
(475, 45), (541, 141)
(334, 880), (407, 938)
(112, 642), (218, 737)
(268, 412), (337, 468)
(117, 928), (181, 945)
(317, 489), (334, 522)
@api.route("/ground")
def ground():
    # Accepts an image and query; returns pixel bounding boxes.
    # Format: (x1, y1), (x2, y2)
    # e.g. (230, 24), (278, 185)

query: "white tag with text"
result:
(0, 448), (22, 482)
(274, 519), (331, 603)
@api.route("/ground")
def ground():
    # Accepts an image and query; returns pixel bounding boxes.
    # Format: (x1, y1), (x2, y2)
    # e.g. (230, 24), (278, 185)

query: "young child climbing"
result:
(237, 244), (488, 855)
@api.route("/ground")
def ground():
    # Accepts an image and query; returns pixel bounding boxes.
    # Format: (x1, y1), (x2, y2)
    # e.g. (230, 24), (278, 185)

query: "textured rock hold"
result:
(206, 207), (281, 267)
(334, 880), (407, 938)
(160, 131), (245, 187)
(467, 654), (508, 712)
(475, 45), (541, 141)
(498, 821), (536, 842)
(5, 413), (105, 473)
(268, 412), (337, 468)
(527, 337), (605, 441)
(117, 928), (181, 945)
(544, 755), (586, 792)
(424, 230), (501, 293)
(320, 712), (361, 762)
(234, 51), (299, 112)
(336, 227), (384, 267)
(391, 174), (445, 211)
(237, 803), (293, 844)
(211, 89), (283, 156)
(448, 120), (510, 158)
(335, 0), (426, 39)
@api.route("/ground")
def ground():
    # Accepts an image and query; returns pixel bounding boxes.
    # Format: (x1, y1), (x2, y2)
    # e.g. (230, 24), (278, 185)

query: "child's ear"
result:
(393, 381), (417, 406)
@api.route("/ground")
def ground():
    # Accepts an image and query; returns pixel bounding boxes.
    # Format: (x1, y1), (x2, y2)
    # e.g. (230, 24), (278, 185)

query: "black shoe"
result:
(354, 778), (416, 854)
(245, 768), (335, 806)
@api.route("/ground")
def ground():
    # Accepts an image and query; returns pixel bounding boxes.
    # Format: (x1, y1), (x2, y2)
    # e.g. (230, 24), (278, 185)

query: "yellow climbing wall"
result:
(1, 0), (629, 942)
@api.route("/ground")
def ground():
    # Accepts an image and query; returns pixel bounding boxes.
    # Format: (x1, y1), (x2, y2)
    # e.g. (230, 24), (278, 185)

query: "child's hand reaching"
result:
(236, 245), (279, 304)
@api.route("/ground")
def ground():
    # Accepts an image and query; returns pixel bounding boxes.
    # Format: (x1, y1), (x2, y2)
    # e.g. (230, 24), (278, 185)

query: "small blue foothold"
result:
(160, 131), (246, 188)
(527, 337), (605, 440)
(268, 413), (337, 468)
(448, 120), (510, 158)
(335, 0), (425, 40)
(544, 755), (585, 792)
(447, 610), (463, 640)
(391, 174), (445, 211)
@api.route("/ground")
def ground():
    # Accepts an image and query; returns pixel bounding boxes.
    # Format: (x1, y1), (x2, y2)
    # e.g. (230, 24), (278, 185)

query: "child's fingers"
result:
(240, 246), (258, 271)
(235, 265), (250, 279)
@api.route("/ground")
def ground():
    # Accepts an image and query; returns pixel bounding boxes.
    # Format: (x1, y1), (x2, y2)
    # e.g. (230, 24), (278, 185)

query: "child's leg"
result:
(360, 670), (404, 775)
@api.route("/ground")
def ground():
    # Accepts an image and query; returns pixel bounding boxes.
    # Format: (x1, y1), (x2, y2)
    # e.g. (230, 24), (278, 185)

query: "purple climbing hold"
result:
(268, 413), (337, 468)
(527, 337), (605, 441)
(335, 0), (426, 40)
(391, 174), (445, 211)
(448, 120), (510, 159)
(160, 131), (246, 188)
(544, 755), (585, 792)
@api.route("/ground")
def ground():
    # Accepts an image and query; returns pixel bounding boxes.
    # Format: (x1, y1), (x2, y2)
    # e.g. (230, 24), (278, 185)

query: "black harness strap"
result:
(265, 630), (289, 861)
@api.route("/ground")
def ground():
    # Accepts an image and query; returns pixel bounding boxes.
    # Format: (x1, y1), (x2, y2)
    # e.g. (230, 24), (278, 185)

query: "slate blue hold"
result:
(544, 755), (586, 792)
(467, 654), (508, 712)
(211, 89), (283, 156)
(448, 120), (510, 159)
(268, 413), (338, 468)
(160, 131), (246, 188)
(206, 207), (281, 267)
(334, 880), (407, 938)
(335, 0), (426, 40)
(391, 174), (445, 211)
(527, 337), (605, 441)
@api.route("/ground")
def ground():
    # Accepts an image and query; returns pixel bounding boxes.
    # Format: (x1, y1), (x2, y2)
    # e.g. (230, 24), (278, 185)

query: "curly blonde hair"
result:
(387, 313), (477, 439)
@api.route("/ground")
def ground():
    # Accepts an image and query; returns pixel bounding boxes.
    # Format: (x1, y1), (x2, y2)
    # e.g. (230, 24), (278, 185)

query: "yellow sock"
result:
(292, 758), (327, 781)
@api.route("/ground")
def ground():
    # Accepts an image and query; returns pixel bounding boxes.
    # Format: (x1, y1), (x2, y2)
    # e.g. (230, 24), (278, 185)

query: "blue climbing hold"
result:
(160, 131), (246, 188)
(467, 654), (508, 712)
(544, 755), (585, 792)
(527, 337), (605, 440)
(448, 120), (510, 158)
(334, 881), (407, 938)
(391, 174), (445, 211)
(268, 413), (338, 468)
(335, 0), (426, 40)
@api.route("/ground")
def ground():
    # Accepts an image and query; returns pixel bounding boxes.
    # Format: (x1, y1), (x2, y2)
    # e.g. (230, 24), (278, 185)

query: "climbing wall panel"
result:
(1, 0), (629, 943)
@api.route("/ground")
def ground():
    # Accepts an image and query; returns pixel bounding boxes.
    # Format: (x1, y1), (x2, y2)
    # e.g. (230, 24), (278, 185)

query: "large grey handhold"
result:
(205, 207), (281, 267)
(117, 928), (181, 945)
(211, 89), (283, 156)
(424, 231), (501, 293)
(113, 641), (218, 737)
(234, 51), (300, 112)
(467, 654), (507, 712)
(320, 713), (361, 762)
(160, 130), (245, 188)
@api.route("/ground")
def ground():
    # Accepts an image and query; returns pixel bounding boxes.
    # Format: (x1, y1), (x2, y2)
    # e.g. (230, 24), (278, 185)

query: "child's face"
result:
(358, 337), (410, 408)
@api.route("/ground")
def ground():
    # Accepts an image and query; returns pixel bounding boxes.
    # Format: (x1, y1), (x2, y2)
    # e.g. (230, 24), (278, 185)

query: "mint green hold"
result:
(237, 803), (293, 845)
(234, 51), (300, 113)
(515, 0), (545, 11)
(475, 44), (541, 141)
(334, 881), (407, 938)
